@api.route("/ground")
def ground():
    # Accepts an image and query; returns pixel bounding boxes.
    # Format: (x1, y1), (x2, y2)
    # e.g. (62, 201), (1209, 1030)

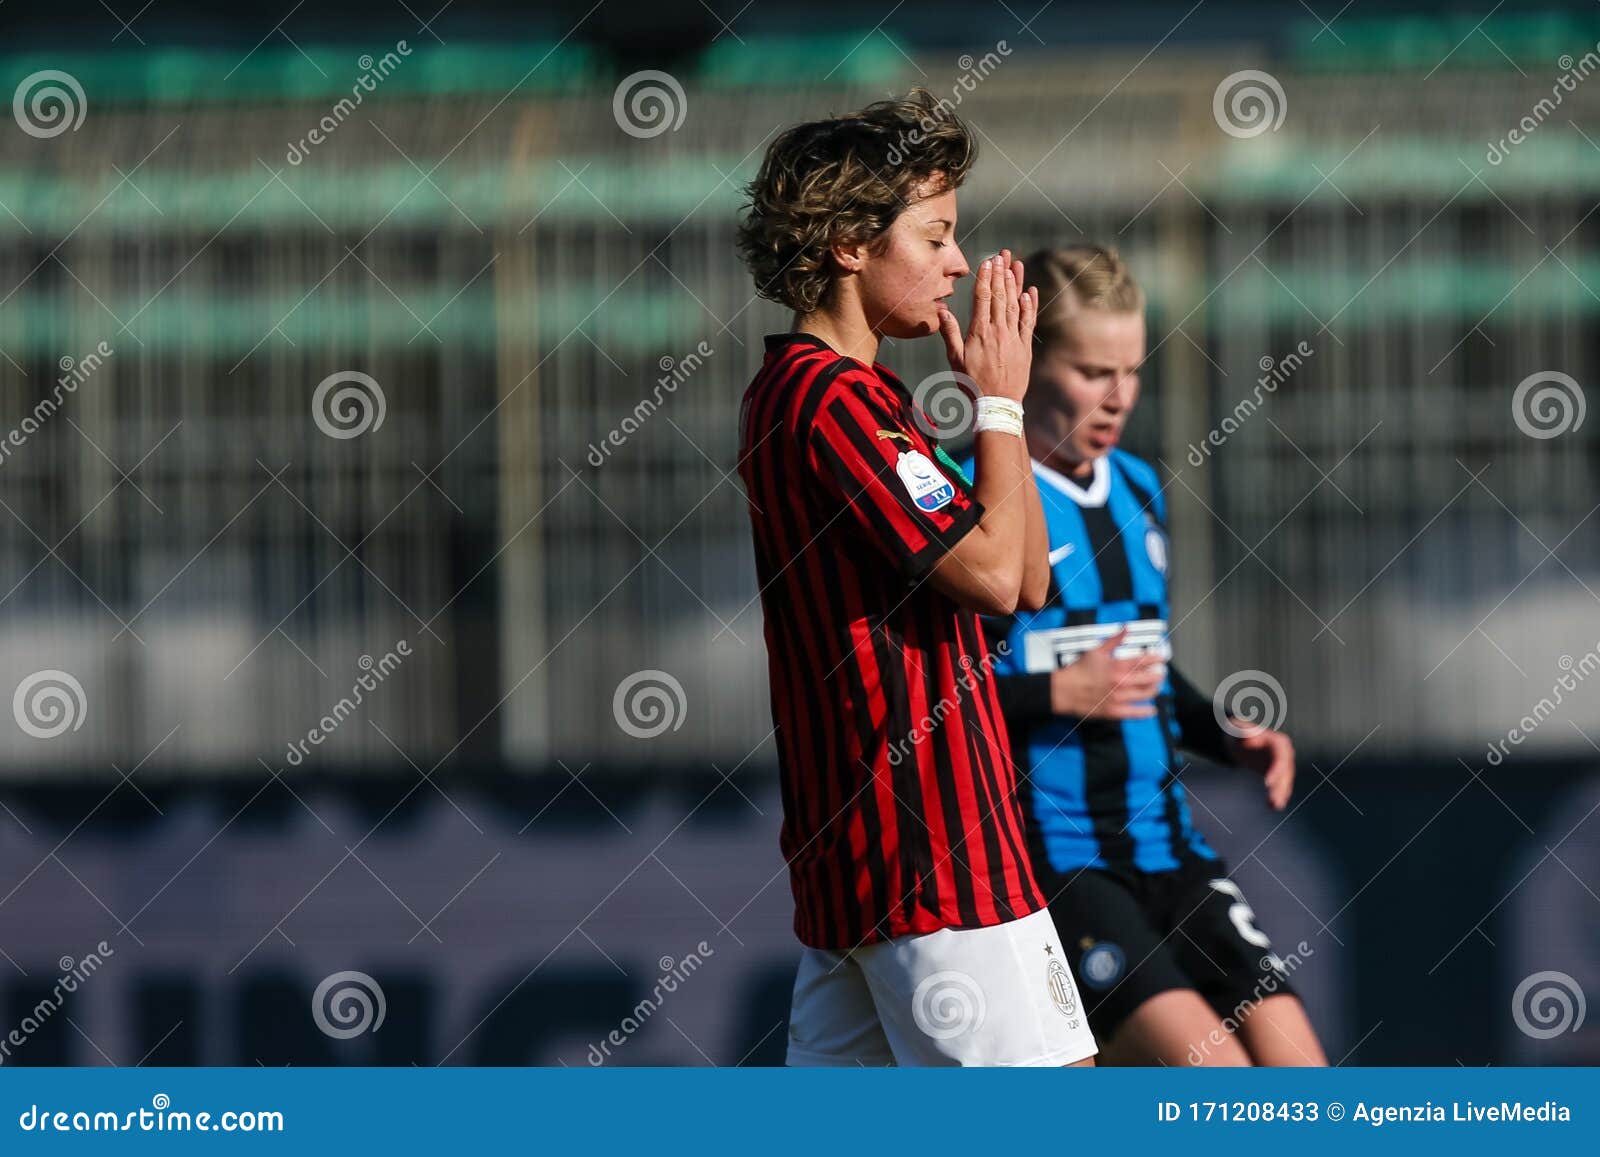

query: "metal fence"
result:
(0, 42), (1595, 779)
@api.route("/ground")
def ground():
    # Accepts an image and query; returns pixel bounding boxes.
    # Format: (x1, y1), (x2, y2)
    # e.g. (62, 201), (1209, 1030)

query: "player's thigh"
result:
(1040, 865), (1194, 1047)
(1165, 863), (1319, 1063)
(1231, 994), (1328, 1067)
(1099, 988), (1253, 1067)
(854, 907), (1098, 1067)
(785, 947), (895, 1066)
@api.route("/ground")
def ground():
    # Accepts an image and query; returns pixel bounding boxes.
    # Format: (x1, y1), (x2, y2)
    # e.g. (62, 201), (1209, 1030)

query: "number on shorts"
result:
(1207, 877), (1283, 971)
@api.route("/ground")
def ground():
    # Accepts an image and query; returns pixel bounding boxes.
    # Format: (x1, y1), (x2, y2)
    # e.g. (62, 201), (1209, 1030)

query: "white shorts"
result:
(785, 906), (1099, 1067)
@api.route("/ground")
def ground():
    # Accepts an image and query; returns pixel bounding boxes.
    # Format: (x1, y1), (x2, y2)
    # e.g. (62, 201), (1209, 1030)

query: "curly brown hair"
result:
(736, 88), (978, 314)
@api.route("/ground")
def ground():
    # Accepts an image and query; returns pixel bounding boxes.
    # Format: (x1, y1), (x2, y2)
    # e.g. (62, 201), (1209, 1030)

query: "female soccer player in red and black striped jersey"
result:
(735, 89), (1097, 1067)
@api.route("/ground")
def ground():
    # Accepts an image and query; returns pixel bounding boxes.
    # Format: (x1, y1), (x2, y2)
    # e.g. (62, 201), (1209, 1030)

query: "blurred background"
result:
(0, 0), (1595, 1065)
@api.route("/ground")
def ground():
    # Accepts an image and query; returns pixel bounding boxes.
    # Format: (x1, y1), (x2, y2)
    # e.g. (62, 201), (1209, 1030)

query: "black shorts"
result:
(1038, 857), (1300, 1043)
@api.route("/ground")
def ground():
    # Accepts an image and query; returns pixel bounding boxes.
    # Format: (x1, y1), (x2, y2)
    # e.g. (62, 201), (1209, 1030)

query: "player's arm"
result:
(990, 628), (1165, 724)
(994, 671), (1054, 723)
(1171, 665), (1295, 810)
(805, 376), (990, 601)
(928, 427), (1035, 615)
(1169, 666), (1231, 763)
(977, 617), (1055, 723)
(927, 251), (1039, 616)
(1050, 628), (1163, 719)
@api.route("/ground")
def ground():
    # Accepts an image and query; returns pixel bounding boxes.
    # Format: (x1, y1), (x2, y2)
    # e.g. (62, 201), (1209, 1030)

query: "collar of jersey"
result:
(1033, 454), (1111, 507)
(762, 332), (907, 398)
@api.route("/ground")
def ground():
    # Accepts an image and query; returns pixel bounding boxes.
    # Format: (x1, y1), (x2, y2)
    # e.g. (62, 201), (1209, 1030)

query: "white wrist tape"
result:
(974, 396), (1024, 436)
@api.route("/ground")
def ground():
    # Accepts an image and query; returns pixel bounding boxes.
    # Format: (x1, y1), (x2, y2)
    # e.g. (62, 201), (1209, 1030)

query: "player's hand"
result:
(1224, 723), (1295, 810)
(1049, 627), (1166, 720)
(936, 248), (1036, 404)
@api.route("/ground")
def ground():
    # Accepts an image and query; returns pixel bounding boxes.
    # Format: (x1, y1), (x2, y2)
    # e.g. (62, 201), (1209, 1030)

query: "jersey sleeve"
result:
(804, 369), (983, 578)
(994, 671), (1058, 724)
(1169, 665), (1232, 764)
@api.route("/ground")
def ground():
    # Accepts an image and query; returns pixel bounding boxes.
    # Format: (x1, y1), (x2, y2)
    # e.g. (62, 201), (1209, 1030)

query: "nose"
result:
(949, 243), (971, 281)
(1105, 374), (1134, 412)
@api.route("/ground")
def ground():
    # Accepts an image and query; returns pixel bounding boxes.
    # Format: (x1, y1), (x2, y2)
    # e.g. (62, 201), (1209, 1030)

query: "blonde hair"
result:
(1024, 245), (1144, 348)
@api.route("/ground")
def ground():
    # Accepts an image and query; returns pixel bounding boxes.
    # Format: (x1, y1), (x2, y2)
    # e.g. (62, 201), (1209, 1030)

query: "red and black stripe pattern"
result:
(737, 332), (1047, 949)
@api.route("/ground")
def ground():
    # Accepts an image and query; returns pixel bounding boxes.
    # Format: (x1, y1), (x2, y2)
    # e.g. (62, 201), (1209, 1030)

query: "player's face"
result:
(1028, 310), (1145, 468)
(857, 179), (969, 340)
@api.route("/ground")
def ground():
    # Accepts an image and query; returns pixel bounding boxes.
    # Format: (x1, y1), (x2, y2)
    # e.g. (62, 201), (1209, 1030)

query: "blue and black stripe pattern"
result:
(960, 447), (1222, 875)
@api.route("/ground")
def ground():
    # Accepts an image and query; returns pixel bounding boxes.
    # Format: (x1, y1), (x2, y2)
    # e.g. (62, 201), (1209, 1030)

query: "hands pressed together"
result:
(937, 248), (1036, 404)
